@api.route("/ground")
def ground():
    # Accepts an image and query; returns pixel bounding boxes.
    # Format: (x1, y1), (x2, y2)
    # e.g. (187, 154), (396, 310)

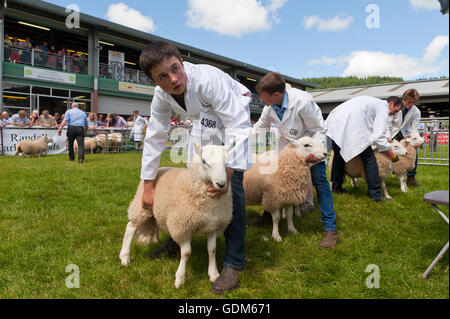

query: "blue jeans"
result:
(310, 161), (337, 232)
(223, 171), (246, 270)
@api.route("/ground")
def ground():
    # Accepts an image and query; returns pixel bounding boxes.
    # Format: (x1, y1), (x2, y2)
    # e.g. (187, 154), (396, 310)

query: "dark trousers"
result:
(331, 140), (381, 199)
(67, 125), (85, 161)
(223, 170), (246, 270)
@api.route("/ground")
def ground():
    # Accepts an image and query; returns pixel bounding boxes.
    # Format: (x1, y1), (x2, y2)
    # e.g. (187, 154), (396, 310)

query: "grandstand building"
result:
(0, 0), (316, 121)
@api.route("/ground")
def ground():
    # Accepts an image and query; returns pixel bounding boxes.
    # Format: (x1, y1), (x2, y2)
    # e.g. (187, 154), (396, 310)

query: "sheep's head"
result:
(193, 143), (232, 191)
(286, 136), (327, 163)
(390, 139), (408, 156)
(404, 134), (425, 148)
(42, 136), (53, 144)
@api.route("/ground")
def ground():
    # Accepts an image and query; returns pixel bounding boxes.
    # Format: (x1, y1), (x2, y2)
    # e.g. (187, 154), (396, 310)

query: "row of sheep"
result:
(14, 133), (125, 157)
(120, 134), (424, 288)
(74, 133), (124, 154)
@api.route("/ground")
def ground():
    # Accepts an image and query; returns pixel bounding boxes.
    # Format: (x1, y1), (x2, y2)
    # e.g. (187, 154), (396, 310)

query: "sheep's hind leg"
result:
(119, 221), (137, 266)
(271, 209), (283, 243)
(286, 206), (298, 235)
(381, 180), (392, 200)
(207, 232), (220, 283)
(400, 174), (408, 193)
(175, 241), (191, 288)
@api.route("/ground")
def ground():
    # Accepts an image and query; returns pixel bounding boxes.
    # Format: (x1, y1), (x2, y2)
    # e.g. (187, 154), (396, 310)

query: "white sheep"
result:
(74, 137), (97, 154)
(336, 139), (408, 200)
(14, 136), (53, 157)
(120, 144), (233, 288)
(243, 136), (328, 242)
(94, 134), (107, 153)
(107, 133), (123, 152)
(392, 134), (425, 193)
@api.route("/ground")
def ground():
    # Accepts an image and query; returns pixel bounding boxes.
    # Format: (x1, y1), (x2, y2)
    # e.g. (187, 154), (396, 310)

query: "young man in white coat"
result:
(325, 96), (403, 202)
(139, 41), (252, 294)
(249, 72), (338, 248)
(386, 89), (422, 186)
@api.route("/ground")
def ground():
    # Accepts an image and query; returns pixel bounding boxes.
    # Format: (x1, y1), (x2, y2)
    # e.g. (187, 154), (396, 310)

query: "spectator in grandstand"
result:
(9, 37), (20, 63)
(39, 109), (57, 128)
(46, 45), (57, 69)
(113, 113), (127, 128)
(20, 37), (33, 64)
(72, 52), (80, 73)
(10, 110), (30, 126)
(54, 112), (63, 125)
(29, 110), (40, 127)
(39, 41), (49, 65)
(97, 113), (106, 127)
(4, 34), (12, 61)
(1, 111), (12, 127)
(105, 113), (115, 127)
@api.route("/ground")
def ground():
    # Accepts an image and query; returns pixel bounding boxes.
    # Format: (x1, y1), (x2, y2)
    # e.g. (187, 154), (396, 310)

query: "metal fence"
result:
(417, 117), (449, 166)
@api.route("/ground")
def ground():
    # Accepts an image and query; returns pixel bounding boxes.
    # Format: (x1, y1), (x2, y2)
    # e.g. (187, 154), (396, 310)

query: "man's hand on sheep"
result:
(207, 167), (234, 198)
(142, 180), (156, 211)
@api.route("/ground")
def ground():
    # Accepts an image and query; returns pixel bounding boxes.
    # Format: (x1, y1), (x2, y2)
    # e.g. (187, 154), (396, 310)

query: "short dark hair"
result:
(140, 41), (182, 80)
(387, 96), (404, 108)
(255, 72), (286, 95)
(133, 110), (139, 114)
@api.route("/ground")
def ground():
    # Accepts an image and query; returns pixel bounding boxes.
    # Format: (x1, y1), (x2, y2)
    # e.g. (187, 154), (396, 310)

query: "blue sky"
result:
(46, 0), (449, 80)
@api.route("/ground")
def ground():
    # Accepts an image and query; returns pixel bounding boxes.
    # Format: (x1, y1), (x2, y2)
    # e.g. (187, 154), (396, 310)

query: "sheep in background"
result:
(14, 136), (53, 157)
(336, 139), (408, 200)
(120, 144), (233, 289)
(392, 134), (425, 193)
(74, 137), (97, 154)
(244, 136), (328, 242)
(94, 134), (107, 153)
(107, 133), (123, 152)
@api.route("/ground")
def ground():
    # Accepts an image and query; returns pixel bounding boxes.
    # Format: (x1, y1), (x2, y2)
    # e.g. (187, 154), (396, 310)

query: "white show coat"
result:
(141, 62), (252, 180)
(253, 87), (327, 153)
(131, 115), (148, 142)
(325, 96), (391, 163)
(386, 105), (421, 138)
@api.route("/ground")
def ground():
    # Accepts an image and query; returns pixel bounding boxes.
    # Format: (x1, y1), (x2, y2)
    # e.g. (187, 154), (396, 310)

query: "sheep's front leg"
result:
(207, 232), (220, 283)
(381, 180), (392, 200)
(351, 178), (358, 188)
(285, 206), (298, 235)
(175, 241), (191, 288)
(399, 174), (408, 193)
(119, 221), (137, 266)
(271, 209), (282, 243)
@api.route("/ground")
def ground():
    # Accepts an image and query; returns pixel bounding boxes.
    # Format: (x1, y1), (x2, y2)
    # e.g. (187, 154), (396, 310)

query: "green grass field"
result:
(0, 151), (448, 299)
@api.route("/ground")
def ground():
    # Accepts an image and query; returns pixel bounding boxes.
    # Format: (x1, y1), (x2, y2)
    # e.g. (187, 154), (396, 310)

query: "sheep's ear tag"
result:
(287, 138), (295, 143)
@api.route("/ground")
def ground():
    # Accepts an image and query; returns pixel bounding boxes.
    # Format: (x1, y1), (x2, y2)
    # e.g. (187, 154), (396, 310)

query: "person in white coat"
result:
(325, 96), (403, 202)
(139, 41), (252, 294)
(387, 89), (422, 186)
(130, 110), (148, 152)
(249, 72), (338, 248)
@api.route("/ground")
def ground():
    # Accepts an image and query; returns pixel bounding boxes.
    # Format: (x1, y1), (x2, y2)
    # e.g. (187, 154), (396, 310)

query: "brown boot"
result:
(319, 231), (338, 249)
(248, 211), (272, 227)
(407, 176), (421, 187)
(211, 267), (240, 294)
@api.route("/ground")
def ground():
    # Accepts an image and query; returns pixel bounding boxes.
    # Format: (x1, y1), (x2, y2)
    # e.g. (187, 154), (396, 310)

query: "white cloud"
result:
(185, 0), (287, 37)
(302, 14), (354, 32)
(308, 35), (449, 79)
(105, 3), (156, 32)
(410, 0), (440, 10)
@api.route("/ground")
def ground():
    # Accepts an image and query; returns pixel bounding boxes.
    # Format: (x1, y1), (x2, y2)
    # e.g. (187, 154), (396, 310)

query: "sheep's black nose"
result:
(323, 153), (327, 156)
(216, 182), (226, 189)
